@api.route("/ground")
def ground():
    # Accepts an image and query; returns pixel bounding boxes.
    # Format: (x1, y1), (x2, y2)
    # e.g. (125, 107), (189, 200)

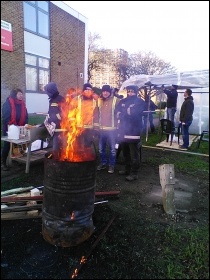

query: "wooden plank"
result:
(1, 191), (120, 203)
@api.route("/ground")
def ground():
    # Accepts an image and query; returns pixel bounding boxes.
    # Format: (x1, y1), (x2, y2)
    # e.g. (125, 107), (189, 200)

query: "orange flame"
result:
(71, 268), (78, 279)
(70, 211), (75, 220)
(59, 88), (96, 162)
(80, 256), (87, 264)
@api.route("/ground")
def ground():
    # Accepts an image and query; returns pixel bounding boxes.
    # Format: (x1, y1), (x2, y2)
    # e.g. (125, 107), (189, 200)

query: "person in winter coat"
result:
(97, 84), (119, 174)
(44, 82), (65, 157)
(142, 93), (158, 133)
(179, 88), (194, 150)
(1, 88), (28, 171)
(162, 84), (178, 129)
(115, 85), (145, 181)
(71, 83), (99, 150)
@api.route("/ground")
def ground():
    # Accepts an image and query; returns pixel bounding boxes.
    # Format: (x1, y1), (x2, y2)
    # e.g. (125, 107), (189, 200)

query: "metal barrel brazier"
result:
(42, 157), (97, 247)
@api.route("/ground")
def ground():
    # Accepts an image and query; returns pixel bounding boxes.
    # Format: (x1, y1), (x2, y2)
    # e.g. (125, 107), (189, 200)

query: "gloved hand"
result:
(127, 104), (135, 115)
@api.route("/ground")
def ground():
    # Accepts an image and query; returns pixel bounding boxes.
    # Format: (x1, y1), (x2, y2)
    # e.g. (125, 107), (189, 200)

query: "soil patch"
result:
(1, 148), (209, 279)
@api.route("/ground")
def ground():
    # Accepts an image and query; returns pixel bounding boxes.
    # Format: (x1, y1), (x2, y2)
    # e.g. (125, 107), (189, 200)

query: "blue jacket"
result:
(115, 95), (145, 142)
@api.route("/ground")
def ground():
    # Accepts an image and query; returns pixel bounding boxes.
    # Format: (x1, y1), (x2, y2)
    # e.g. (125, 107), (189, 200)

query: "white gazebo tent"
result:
(119, 69), (209, 135)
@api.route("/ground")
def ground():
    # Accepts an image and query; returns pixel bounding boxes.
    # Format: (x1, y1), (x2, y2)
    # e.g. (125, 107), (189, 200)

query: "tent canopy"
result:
(119, 69), (209, 91)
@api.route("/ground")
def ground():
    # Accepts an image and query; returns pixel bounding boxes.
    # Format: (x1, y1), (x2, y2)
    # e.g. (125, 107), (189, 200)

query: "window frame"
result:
(25, 52), (50, 93)
(23, 1), (50, 39)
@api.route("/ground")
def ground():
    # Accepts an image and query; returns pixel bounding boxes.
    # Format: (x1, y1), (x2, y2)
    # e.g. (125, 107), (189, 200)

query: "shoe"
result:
(2, 163), (9, 171)
(108, 166), (114, 174)
(119, 170), (130, 175)
(97, 164), (106, 171)
(126, 175), (138, 181)
(179, 145), (187, 150)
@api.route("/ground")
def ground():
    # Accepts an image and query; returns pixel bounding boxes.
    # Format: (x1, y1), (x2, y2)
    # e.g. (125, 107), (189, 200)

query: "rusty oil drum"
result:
(42, 158), (97, 247)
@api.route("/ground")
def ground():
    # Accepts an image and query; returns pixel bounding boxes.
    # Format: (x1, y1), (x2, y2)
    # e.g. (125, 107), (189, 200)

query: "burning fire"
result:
(70, 211), (75, 220)
(71, 255), (87, 279)
(59, 88), (96, 162)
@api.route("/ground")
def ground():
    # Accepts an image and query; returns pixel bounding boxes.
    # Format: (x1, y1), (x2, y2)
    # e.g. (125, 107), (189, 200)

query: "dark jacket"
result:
(47, 93), (65, 129)
(164, 89), (178, 108)
(115, 95), (145, 142)
(2, 97), (28, 135)
(179, 96), (194, 122)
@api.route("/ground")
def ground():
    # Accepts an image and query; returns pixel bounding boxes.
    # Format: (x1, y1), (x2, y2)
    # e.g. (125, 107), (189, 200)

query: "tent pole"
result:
(146, 86), (151, 142)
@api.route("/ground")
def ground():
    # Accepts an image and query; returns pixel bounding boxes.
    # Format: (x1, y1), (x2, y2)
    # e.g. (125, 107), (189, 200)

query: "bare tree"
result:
(87, 33), (177, 85)
(128, 51), (176, 76)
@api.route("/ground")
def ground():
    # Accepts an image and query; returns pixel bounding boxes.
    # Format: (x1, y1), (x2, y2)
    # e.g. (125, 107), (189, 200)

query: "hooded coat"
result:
(44, 82), (65, 129)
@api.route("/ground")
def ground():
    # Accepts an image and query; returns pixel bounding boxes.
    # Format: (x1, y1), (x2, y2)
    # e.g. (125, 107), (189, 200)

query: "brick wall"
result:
(1, 1), (25, 106)
(1, 1), (86, 114)
(50, 3), (85, 96)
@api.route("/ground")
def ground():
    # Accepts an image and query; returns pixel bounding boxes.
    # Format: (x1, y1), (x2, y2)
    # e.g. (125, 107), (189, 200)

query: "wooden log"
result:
(159, 164), (176, 215)
(1, 195), (43, 202)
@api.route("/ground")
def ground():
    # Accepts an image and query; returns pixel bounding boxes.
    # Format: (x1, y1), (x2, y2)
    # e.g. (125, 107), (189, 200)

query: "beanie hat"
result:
(44, 82), (59, 98)
(172, 84), (178, 90)
(126, 85), (139, 95)
(101, 85), (111, 93)
(83, 83), (93, 91)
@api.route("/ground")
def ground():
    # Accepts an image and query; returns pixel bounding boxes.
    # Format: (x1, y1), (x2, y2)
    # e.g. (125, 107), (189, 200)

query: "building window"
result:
(25, 53), (50, 92)
(23, 1), (49, 38)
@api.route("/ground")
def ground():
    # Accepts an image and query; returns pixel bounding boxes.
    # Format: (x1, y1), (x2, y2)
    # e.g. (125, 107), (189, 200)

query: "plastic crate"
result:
(18, 126), (49, 141)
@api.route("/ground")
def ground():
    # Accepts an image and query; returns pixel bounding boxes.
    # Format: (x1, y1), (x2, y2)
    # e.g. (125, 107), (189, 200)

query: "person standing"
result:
(142, 92), (158, 134)
(115, 85), (145, 181)
(72, 83), (99, 149)
(44, 82), (65, 157)
(97, 85), (119, 174)
(179, 89), (194, 150)
(162, 84), (178, 129)
(1, 88), (28, 171)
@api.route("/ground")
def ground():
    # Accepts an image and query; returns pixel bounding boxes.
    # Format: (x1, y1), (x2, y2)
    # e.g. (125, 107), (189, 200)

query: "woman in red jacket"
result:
(2, 88), (28, 171)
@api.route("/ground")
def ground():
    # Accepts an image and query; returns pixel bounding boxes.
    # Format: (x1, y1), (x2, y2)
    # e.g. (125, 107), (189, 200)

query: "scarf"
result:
(8, 97), (27, 125)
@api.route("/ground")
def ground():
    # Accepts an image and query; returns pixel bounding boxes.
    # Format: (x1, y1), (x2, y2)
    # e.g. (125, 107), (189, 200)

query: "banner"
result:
(1, 20), (13, 52)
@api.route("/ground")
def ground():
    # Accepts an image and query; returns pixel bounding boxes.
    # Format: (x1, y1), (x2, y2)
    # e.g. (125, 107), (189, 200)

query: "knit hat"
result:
(126, 85), (139, 95)
(83, 83), (93, 91)
(102, 85), (112, 93)
(44, 82), (59, 98)
(172, 84), (178, 90)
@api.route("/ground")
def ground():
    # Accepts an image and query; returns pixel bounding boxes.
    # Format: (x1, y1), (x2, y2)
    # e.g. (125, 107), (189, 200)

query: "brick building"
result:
(1, 1), (88, 113)
(90, 48), (129, 89)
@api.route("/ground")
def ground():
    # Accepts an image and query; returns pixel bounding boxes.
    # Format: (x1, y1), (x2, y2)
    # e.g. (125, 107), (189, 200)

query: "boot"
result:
(2, 162), (9, 171)
(125, 174), (138, 181)
(119, 170), (130, 175)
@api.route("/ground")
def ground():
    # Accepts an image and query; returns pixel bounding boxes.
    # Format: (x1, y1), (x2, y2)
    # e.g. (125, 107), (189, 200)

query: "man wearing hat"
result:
(97, 84), (119, 174)
(44, 82), (65, 157)
(115, 85), (145, 181)
(162, 84), (178, 130)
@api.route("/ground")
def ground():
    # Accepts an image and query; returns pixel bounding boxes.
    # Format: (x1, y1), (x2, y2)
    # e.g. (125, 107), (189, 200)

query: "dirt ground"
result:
(1, 147), (209, 279)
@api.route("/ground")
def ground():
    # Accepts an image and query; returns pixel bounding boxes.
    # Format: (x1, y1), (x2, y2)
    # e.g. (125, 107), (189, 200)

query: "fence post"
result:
(159, 164), (176, 215)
